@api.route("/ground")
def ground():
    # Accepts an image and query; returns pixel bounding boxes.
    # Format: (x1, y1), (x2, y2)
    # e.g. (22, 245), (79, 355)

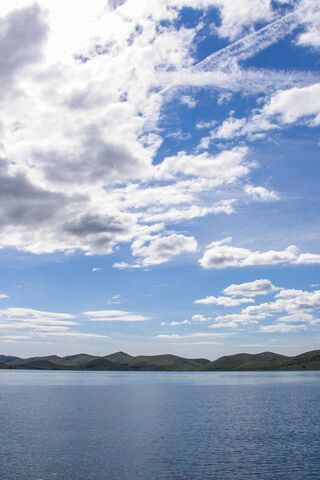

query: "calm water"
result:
(0, 371), (320, 480)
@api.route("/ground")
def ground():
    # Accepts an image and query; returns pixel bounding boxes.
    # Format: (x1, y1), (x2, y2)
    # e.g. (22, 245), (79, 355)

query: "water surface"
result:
(0, 370), (319, 479)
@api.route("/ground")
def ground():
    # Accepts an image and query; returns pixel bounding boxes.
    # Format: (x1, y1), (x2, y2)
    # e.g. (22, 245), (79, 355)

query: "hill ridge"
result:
(0, 349), (319, 371)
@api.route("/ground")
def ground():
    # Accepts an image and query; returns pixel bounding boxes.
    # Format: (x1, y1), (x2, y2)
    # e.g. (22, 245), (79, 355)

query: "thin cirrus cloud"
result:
(260, 324), (307, 333)
(155, 332), (233, 340)
(83, 310), (150, 322)
(0, 307), (92, 340)
(0, 307), (75, 320)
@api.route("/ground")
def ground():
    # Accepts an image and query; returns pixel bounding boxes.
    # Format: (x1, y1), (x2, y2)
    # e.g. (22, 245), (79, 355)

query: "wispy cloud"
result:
(84, 309), (149, 322)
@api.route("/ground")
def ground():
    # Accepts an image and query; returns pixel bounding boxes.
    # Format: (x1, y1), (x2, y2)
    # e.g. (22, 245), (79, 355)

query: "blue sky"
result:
(0, 0), (320, 359)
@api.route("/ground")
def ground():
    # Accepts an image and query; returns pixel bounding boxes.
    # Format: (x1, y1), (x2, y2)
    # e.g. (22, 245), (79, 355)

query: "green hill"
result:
(205, 350), (320, 371)
(0, 349), (319, 371)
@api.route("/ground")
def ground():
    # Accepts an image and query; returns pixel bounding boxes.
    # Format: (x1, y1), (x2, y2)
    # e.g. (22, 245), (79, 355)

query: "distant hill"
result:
(104, 351), (133, 364)
(0, 350), (319, 371)
(205, 350), (320, 371)
(104, 353), (210, 371)
(0, 351), (210, 371)
(79, 357), (128, 371)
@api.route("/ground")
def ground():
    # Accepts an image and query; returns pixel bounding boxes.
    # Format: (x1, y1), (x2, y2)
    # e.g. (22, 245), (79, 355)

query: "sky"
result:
(0, 0), (320, 360)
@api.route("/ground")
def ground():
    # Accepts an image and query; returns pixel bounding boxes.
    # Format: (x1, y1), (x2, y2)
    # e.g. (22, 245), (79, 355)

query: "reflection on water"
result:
(0, 371), (319, 480)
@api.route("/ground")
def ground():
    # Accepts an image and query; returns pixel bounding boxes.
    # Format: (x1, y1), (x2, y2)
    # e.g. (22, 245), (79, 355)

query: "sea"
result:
(0, 370), (319, 480)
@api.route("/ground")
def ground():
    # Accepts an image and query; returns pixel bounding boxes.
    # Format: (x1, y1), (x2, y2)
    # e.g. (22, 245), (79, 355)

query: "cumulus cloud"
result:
(158, 147), (250, 182)
(211, 82), (320, 142)
(295, 253), (320, 265)
(114, 233), (198, 268)
(295, 0), (320, 50)
(192, 314), (210, 322)
(139, 200), (236, 224)
(223, 279), (279, 297)
(244, 185), (280, 202)
(214, 312), (263, 325)
(231, 288), (320, 334)
(263, 83), (320, 126)
(168, 320), (191, 326)
(0, 0), (318, 269)
(199, 238), (320, 269)
(194, 295), (253, 306)
(0, 1), (261, 262)
(204, 286), (320, 334)
(0, 4), (48, 92)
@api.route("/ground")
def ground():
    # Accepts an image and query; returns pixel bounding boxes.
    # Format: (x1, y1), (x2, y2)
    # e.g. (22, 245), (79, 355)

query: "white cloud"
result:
(139, 200), (236, 224)
(295, 0), (320, 49)
(244, 185), (280, 201)
(194, 295), (253, 306)
(195, 6), (299, 72)
(107, 294), (122, 305)
(206, 0), (275, 40)
(193, 285), (320, 334)
(263, 83), (320, 125)
(214, 312), (262, 324)
(112, 262), (141, 270)
(158, 147), (250, 181)
(92, 267), (103, 272)
(0, 335), (33, 342)
(213, 117), (247, 139)
(0, 307), (74, 321)
(209, 81), (320, 143)
(237, 289), (320, 331)
(260, 323), (307, 333)
(278, 312), (318, 323)
(0, 307), (81, 337)
(34, 332), (110, 339)
(155, 332), (232, 340)
(0, 0), (318, 270)
(295, 253), (320, 265)
(199, 238), (320, 269)
(168, 320), (191, 326)
(223, 279), (279, 297)
(210, 321), (239, 329)
(192, 314), (210, 322)
(83, 309), (149, 322)
(122, 233), (198, 268)
(0, 294), (9, 299)
(180, 95), (197, 108)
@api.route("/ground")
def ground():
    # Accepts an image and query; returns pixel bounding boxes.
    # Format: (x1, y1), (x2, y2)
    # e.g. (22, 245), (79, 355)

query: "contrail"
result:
(158, 5), (320, 97)
(194, 9), (300, 72)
